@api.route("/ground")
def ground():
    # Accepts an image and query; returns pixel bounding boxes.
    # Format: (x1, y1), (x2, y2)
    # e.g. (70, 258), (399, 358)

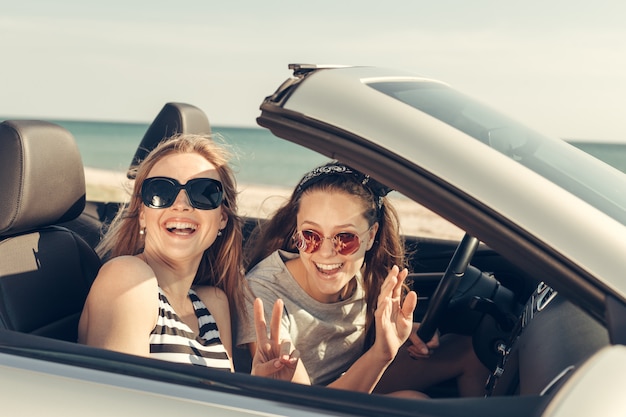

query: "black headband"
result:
(296, 163), (392, 210)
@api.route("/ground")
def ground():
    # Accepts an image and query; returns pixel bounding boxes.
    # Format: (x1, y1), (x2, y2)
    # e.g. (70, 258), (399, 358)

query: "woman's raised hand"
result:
(250, 298), (300, 380)
(372, 265), (418, 361)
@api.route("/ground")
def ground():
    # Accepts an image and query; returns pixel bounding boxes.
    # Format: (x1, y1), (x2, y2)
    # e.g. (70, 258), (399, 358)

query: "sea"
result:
(4, 118), (625, 187)
(48, 119), (329, 189)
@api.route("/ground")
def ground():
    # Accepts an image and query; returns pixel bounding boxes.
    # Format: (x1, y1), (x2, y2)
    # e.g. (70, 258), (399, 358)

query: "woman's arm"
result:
(327, 266), (417, 393)
(78, 256), (159, 355)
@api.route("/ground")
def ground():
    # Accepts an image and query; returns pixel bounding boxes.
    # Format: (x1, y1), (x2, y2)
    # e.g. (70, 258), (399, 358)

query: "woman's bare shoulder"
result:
(79, 255), (159, 350)
(90, 255), (157, 296)
(102, 255), (152, 273)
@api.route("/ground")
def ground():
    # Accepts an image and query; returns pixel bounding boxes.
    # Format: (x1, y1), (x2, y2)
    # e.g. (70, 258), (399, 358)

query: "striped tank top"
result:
(149, 287), (231, 370)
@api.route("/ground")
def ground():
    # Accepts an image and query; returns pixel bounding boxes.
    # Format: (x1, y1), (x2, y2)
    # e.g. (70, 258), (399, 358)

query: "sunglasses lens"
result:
(295, 230), (321, 253)
(187, 179), (223, 210)
(294, 230), (362, 255)
(334, 232), (360, 255)
(141, 178), (177, 208)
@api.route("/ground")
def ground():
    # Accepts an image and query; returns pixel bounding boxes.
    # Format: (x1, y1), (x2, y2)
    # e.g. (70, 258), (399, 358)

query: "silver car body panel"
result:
(542, 345), (626, 417)
(0, 352), (349, 416)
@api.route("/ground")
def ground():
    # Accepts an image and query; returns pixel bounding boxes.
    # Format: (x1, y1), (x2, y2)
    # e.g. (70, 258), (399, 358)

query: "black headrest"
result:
(127, 102), (211, 178)
(0, 120), (86, 236)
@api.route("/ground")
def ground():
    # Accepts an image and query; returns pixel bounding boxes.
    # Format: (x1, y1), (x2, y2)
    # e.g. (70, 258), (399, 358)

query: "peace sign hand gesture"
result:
(250, 298), (300, 380)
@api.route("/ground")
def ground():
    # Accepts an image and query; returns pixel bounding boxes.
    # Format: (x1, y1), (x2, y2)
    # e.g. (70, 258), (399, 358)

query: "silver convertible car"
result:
(2, 64), (626, 416)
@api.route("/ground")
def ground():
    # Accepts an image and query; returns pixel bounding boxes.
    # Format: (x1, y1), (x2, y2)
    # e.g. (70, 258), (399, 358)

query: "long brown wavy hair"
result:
(245, 162), (406, 348)
(96, 133), (246, 322)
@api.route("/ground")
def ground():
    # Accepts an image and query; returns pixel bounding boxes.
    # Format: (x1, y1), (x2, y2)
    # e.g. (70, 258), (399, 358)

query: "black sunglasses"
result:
(140, 176), (224, 210)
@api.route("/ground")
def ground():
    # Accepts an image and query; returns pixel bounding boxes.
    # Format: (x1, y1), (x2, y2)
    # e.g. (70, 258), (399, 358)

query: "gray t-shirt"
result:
(237, 250), (367, 386)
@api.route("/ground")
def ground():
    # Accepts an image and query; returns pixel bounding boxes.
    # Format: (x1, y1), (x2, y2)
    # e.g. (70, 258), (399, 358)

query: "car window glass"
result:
(368, 81), (626, 226)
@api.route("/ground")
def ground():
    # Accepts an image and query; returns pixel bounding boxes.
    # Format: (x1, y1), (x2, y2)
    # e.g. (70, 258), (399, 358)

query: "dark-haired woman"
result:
(237, 162), (489, 396)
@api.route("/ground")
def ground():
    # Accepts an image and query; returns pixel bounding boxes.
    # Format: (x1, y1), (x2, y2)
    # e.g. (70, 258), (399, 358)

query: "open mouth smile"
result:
(165, 221), (198, 235)
(315, 262), (343, 275)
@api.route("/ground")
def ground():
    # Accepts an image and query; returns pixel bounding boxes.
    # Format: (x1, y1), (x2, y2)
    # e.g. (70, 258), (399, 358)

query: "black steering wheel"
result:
(416, 233), (480, 343)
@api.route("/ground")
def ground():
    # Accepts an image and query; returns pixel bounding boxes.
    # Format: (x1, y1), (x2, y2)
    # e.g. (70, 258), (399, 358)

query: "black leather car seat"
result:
(0, 120), (101, 342)
(127, 102), (211, 179)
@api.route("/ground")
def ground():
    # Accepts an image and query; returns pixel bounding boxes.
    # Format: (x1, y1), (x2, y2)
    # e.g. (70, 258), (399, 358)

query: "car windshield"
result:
(368, 80), (626, 225)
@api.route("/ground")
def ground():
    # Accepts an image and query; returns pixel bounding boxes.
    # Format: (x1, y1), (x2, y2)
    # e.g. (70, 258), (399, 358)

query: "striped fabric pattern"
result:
(149, 288), (231, 370)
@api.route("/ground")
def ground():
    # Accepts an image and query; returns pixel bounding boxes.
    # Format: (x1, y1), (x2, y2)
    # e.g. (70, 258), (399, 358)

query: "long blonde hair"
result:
(97, 133), (246, 319)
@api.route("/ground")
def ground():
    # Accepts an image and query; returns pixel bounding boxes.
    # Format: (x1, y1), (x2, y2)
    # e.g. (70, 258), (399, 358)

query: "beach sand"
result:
(84, 167), (464, 240)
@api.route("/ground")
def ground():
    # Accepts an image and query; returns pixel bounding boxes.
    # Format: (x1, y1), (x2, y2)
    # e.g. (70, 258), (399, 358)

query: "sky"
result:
(1, 0), (626, 141)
